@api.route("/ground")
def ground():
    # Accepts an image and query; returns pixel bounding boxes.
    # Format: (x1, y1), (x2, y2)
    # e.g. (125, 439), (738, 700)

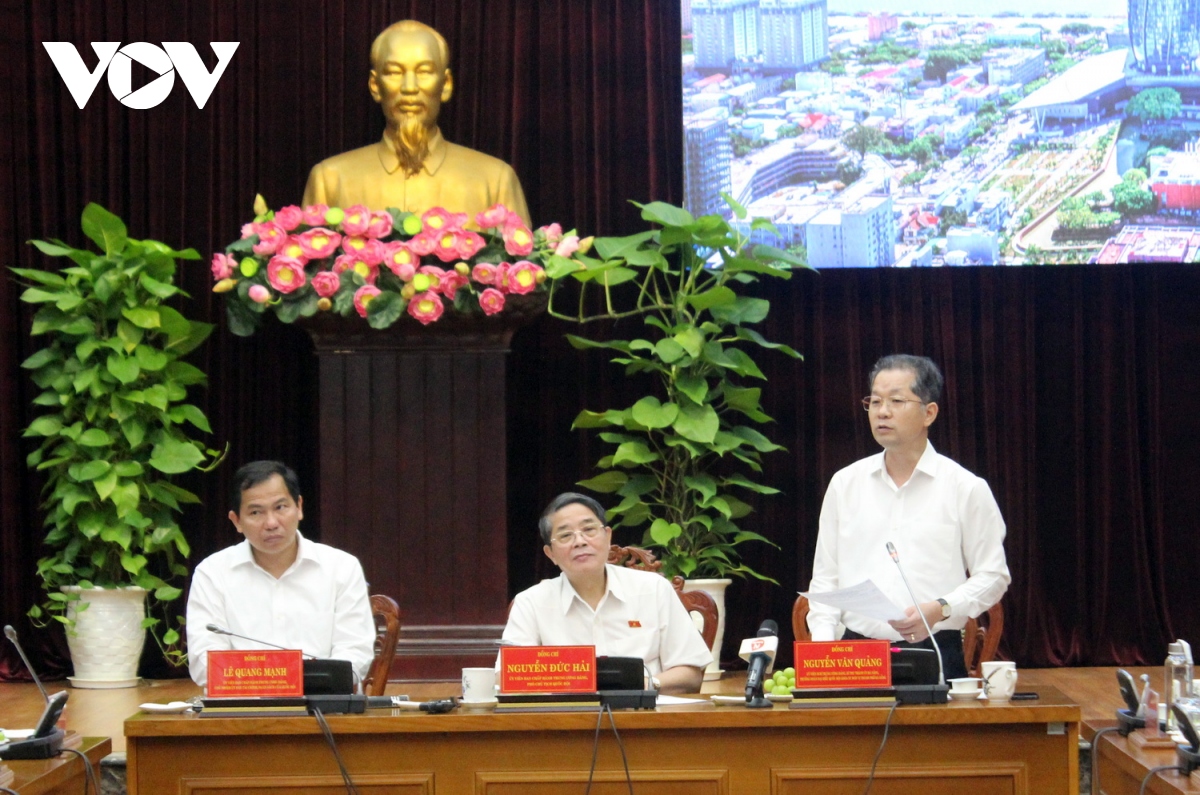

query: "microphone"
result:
(4, 625), (50, 703)
(739, 619), (779, 708)
(206, 623), (317, 659)
(885, 542), (946, 688)
(386, 698), (457, 714)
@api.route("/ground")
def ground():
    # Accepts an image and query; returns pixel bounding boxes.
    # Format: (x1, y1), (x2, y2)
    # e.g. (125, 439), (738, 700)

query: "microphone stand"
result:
(886, 543), (950, 704)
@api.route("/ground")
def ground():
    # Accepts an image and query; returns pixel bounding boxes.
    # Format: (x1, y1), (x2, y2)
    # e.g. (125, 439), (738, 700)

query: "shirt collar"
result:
(874, 441), (940, 485)
(557, 564), (624, 614)
(232, 530), (314, 577)
(376, 127), (449, 177)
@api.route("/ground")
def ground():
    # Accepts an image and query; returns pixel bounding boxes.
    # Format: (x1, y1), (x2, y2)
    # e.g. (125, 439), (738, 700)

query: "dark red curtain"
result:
(2, 0), (1197, 681)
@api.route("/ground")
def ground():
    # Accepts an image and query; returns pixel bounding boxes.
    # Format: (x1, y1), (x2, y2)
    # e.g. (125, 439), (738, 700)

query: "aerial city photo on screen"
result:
(683, 0), (1200, 265)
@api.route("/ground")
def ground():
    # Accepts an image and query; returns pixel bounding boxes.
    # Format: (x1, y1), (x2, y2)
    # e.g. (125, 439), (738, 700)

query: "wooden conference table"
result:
(125, 681), (1080, 794)
(0, 736), (110, 795)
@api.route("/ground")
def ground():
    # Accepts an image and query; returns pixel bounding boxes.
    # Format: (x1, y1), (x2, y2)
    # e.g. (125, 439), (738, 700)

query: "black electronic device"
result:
(303, 659), (355, 696)
(885, 542), (949, 705)
(1010, 692), (1039, 700)
(0, 690), (68, 760)
(596, 657), (656, 710)
(1117, 668), (1140, 713)
(597, 656), (644, 691)
(1172, 704), (1200, 773)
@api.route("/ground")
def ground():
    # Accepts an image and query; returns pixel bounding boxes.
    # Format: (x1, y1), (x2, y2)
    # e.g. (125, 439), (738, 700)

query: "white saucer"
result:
(139, 701), (193, 713)
(949, 690), (984, 701)
(459, 698), (498, 708)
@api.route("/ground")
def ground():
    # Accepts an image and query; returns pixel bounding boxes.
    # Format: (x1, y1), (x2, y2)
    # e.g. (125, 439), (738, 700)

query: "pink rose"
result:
(432, 230), (464, 263)
(240, 222), (257, 239)
(478, 287), (506, 315)
(252, 222), (287, 256)
(555, 235), (581, 258)
(277, 234), (307, 261)
(382, 242), (418, 278)
(298, 228), (342, 259)
(342, 236), (383, 265)
(311, 270), (341, 298)
(538, 223), (563, 247)
(421, 207), (467, 232)
(333, 253), (378, 285)
(440, 270), (468, 301)
(211, 253), (236, 281)
(274, 205), (304, 231)
(353, 284), (382, 317)
(456, 230), (485, 260)
(507, 261), (542, 295)
(267, 256), (307, 293)
(302, 204), (330, 226)
(475, 203), (511, 230)
(341, 205), (372, 237)
(408, 231), (437, 257)
(471, 262), (500, 285)
(503, 223), (534, 257)
(366, 211), (394, 239)
(407, 291), (445, 325)
(248, 284), (271, 303)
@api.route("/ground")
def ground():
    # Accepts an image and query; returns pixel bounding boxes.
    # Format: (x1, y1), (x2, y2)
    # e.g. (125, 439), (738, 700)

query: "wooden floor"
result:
(0, 665), (1151, 753)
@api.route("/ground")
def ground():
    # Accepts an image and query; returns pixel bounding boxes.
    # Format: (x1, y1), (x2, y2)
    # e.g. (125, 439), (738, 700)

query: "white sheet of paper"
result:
(656, 694), (708, 706)
(801, 580), (908, 622)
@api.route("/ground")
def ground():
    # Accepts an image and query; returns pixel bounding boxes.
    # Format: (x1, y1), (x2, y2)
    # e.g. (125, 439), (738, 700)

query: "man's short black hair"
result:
(538, 492), (606, 546)
(230, 460), (302, 512)
(868, 354), (944, 405)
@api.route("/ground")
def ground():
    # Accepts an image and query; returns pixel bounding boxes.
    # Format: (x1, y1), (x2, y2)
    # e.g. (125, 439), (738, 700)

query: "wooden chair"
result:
(363, 593), (401, 696)
(608, 544), (663, 572)
(671, 576), (720, 651)
(963, 601), (1004, 678)
(792, 594), (812, 642)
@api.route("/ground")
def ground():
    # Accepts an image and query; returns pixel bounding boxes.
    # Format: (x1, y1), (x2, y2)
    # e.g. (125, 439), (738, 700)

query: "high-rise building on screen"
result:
(685, 117), (733, 218)
(693, 0), (828, 70)
(1130, 0), (1200, 74)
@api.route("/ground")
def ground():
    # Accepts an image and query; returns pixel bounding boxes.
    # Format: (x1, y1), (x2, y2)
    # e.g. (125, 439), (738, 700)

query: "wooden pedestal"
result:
(301, 296), (545, 680)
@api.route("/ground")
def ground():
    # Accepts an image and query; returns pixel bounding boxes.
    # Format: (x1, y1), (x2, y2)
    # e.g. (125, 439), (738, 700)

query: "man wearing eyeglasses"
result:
(806, 355), (1010, 679)
(501, 493), (712, 694)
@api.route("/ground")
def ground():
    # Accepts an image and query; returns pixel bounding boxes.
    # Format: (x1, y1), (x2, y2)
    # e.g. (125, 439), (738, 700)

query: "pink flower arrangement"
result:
(215, 199), (573, 336)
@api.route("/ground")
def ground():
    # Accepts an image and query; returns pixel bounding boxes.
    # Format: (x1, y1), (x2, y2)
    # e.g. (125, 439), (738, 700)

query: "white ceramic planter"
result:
(682, 578), (731, 680)
(63, 585), (147, 688)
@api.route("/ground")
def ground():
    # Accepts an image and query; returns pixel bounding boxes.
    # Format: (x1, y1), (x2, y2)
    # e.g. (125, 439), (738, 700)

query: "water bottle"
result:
(1166, 641), (1193, 730)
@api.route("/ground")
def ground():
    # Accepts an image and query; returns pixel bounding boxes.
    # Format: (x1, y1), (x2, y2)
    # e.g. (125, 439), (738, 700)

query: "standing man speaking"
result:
(806, 355), (1010, 680)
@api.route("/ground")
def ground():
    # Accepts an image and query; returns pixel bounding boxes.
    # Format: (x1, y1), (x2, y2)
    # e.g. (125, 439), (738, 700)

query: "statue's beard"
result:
(390, 116), (431, 177)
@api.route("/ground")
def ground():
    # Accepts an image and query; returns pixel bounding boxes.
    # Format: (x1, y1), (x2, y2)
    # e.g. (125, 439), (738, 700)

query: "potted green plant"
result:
(14, 203), (224, 686)
(545, 196), (807, 677)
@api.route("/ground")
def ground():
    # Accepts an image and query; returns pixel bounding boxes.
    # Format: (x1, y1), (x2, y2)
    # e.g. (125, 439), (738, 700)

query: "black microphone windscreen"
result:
(756, 619), (779, 637)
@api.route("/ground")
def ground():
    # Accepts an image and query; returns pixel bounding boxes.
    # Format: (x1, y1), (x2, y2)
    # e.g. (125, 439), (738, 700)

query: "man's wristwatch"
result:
(936, 598), (951, 618)
(650, 675), (662, 690)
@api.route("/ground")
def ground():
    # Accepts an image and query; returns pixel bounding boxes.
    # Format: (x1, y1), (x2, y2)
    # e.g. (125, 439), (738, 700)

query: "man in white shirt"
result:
(502, 493), (712, 694)
(186, 461), (376, 687)
(807, 355), (1010, 680)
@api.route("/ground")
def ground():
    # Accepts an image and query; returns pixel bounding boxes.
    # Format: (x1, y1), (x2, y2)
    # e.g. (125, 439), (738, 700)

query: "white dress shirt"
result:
(186, 532), (376, 686)
(807, 442), (1011, 642)
(501, 565), (713, 676)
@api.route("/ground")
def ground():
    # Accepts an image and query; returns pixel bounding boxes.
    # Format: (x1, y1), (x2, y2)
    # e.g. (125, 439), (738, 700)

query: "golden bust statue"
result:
(302, 20), (531, 226)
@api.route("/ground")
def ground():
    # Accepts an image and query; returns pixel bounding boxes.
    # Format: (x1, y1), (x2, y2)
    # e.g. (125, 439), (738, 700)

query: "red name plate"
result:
(499, 646), (597, 693)
(793, 640), (892, 689)
(207, 649), (304, 698)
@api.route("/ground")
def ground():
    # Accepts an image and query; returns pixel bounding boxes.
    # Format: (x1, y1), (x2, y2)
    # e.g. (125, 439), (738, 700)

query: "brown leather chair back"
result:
(792, 594), (812, 642)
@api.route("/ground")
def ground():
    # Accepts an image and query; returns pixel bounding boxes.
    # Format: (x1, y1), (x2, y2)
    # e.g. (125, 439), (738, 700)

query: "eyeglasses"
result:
(551, 525), (604, 546)
(862, 396), (925, 412)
